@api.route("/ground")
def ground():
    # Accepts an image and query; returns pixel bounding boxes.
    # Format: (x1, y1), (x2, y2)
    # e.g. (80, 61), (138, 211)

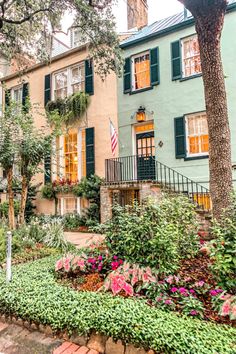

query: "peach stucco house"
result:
(1, 45), (119, 215)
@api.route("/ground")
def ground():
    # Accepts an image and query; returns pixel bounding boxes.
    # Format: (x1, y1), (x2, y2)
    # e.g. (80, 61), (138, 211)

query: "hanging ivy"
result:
(46, 91), (90, 125)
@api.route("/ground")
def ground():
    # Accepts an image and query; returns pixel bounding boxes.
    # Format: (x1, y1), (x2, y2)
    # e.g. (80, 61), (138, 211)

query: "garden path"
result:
(64, 232), (104, 249)
(0, 322), (99, 354)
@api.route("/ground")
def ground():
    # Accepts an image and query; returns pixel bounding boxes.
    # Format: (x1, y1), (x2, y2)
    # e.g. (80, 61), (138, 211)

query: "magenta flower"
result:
(119, 259), (123, 264)
(98, 255), (103, 261)
(171, 287), (178, 293)
(113, 255), (118, 260)
(190, 310), (198, 316)
(189, 289), (195, 295)
(179, 287), (187, 294)
(210, 290), (218, 297)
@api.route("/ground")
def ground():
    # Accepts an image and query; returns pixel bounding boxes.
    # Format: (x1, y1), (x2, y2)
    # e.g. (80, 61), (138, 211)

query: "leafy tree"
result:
(0, 97), (22, 229)
(0, 0), (122, 77)
(178, 0), (232, 219)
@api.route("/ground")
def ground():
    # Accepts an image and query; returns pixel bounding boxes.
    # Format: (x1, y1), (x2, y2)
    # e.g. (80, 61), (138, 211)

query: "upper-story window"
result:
(132, 51), (150, 91)
(12, 86), (23, 103)
(182, 35), (201, 78)
(185, 112), (209, 157)
(53, 63), (85, 100)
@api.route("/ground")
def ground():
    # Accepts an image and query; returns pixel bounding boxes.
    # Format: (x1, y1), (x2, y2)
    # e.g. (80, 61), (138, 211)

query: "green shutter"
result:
(86, 127), (95, 177)
(22, 82), (29, 112)
(44, 153), (51, 184)
(4, 89), (11, 108)
(44, 74), (51, 107)
(85, 59), (94, 95)
(150, 47), (160, 86)
(171, 41), (182, 80)
(123, 57), (131, 94)
(174, 116), (186, 159)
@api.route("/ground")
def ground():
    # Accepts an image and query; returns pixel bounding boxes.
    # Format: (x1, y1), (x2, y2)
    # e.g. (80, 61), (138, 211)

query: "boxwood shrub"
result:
(0, 257), (235, 354)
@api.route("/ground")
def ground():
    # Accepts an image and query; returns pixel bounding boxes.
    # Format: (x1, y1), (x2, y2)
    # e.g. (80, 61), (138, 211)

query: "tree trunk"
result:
(180, 0), (232, 219)
(7, 168), (15, 230)
(19, 175), (28, 225)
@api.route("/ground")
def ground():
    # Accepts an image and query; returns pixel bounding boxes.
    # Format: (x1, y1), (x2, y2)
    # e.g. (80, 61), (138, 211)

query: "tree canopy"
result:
(0, 0), (121, 77)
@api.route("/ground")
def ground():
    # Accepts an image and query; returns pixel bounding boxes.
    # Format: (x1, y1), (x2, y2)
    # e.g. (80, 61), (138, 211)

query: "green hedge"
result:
(0, 258), (235, 354)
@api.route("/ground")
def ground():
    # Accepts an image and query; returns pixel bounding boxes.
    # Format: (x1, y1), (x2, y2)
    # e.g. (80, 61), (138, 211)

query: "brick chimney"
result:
(127, 0), (148, 30)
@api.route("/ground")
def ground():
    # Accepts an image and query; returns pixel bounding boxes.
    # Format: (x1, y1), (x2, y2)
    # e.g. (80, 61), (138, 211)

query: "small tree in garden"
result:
(177, 0), (232, 219)
(0, 97), (22, 229)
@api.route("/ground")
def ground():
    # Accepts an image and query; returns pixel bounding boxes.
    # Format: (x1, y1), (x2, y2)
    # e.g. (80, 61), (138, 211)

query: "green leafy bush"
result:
(63, 213), (84, 230)
(0, 200), (20, 218)
(104, 196), (199, 275)
(0, 257), (235, 354)
(210, 194), (236, 291)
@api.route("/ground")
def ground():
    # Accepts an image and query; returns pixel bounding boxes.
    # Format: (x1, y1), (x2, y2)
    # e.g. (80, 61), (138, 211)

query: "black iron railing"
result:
(105, 155), (211, 211)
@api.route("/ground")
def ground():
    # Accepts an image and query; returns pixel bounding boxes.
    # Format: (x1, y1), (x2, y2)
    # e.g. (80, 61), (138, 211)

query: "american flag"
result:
(109, 119), (118, 156)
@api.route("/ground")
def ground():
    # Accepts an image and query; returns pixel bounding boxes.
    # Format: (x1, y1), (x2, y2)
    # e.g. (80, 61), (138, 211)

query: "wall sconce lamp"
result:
(136, 106), (146, 122)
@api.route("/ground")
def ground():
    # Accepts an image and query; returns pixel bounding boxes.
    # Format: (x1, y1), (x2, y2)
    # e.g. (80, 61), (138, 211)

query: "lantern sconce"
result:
(136, 106), (146, 122)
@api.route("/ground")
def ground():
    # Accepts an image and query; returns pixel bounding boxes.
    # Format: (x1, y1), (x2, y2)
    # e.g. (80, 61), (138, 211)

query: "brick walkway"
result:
(53, 342), (99, 354)
(0, 322), (97, 354)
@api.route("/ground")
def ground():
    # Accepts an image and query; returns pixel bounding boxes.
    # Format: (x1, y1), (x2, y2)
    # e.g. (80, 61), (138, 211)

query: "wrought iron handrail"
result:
(105, 155), (211, 211)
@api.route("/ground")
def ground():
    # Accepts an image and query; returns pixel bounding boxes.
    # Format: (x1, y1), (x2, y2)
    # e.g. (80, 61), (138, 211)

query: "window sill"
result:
(129, 86), (153, 95)
(184, 155), (209, 161)
(180, 73), (202, 82)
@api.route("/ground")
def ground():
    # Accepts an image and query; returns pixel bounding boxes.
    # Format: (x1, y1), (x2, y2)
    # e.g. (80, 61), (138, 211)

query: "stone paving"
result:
(0, 322), (99, 354)
(64, 232), (104, 249)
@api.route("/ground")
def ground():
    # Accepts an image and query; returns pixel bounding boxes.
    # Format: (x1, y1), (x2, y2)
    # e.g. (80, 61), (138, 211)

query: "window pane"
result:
(182, 36), (202, 77)
(71, 64), (85, 93)
(134, 53), (150, 90)
(54, 71), (67, 99)
(64, 132), (78, 182)
(187, 113), (209, 156)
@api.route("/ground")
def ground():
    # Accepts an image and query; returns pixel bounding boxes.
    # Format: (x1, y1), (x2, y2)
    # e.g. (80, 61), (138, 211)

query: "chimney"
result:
(127, 0), (148, 31)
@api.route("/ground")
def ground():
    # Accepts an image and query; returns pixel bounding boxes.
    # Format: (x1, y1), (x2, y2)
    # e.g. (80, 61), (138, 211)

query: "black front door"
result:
(136, 131), (155, 180)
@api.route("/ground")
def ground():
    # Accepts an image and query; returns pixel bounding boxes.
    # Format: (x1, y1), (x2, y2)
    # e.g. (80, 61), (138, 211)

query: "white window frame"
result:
(131, 51), (150, 92)
(181, 34), (202, 78)
(59, 196), (80, 215)
(52, 62), (85, 100)
(185, 112), (209, 158)
(11, 85), (23, 103)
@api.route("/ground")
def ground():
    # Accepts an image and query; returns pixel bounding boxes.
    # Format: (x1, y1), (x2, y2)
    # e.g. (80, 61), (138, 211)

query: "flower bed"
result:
(0, 257), (235, 354)
(55, 251), (236, 326)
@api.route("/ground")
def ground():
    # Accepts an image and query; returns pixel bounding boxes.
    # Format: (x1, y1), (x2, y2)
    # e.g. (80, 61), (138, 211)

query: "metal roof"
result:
(121, 1), (236, 48)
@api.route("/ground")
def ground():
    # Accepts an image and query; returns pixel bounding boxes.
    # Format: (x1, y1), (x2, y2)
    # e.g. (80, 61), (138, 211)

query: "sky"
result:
(149, 0), (183, 22)
(60, 0), (184, 43)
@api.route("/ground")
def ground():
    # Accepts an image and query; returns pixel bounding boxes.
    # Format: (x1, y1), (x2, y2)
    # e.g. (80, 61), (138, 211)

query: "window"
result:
(54, 70), (68, 99)
(12, 86), (23, 103)
(59, 197), (78, 215)
(182, 35), (201, 78)
(53, 63), (85, 99)
(71, 64), (85, 93)
(64, 132), (78, 182)
(132, 52), (150, 91)
(186, 113), (209, 157)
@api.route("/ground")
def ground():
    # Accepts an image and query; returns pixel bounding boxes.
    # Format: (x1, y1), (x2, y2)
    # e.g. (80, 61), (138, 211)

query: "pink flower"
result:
(77, 259), (85, 270)
(231, 304), (236, 320)
(221, 300), (231, 317)
(131, 274), (139, 286)
(111, 261), (119, 270)
(111, 275), (125, 295)
(195, 281), (205, 287)
(190, 310), (198, 316)
(165, 299), (172, 305)
(210, 290), (218, 297)
(166, 275), (174, 284)
(171, 287), (178, 293)
(189, 289), (195, 295)
(64, 260), (70, 272)
(179, 287), (187, 294)
(113, 255), (118, 260)
(119, 259), (123, 265)
(156, 297), (162, 302)
(98, 255), (103, 261)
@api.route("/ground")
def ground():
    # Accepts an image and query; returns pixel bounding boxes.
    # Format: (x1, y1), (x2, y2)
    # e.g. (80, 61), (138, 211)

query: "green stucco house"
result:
(101, 1), (236, 221)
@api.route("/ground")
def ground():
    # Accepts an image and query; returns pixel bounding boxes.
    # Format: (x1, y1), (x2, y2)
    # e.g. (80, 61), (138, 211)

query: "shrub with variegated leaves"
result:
(102, 262), (157, 297)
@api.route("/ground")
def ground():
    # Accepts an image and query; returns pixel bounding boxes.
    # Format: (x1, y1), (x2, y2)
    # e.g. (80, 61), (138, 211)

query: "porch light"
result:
(136, 106), (146, 122)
